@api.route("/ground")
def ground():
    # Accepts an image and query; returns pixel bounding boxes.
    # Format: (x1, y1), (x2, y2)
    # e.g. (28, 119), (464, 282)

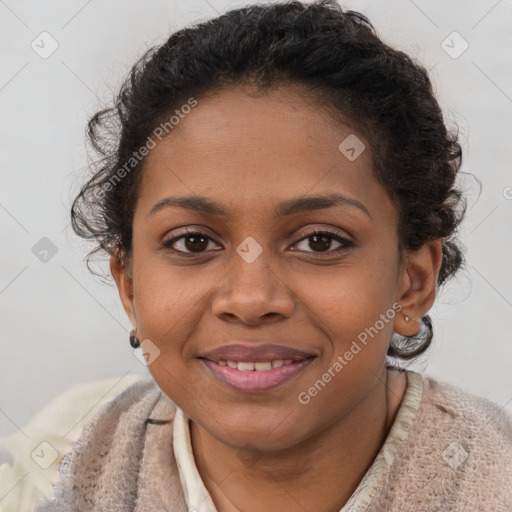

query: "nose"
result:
(211, 250), (295, 326)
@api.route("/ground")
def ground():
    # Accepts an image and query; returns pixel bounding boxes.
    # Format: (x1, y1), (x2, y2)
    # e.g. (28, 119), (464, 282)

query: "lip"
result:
(199, 343), (316, 363)
(200, 357), (316, 393)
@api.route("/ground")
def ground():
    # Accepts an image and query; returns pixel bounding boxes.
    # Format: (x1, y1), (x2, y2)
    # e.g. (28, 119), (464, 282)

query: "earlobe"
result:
(110, 249), (136, 327)
(394, 240), (443, 336)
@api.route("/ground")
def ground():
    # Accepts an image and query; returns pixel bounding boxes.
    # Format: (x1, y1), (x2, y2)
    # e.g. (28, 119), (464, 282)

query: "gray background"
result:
(1, 0), (511, 438)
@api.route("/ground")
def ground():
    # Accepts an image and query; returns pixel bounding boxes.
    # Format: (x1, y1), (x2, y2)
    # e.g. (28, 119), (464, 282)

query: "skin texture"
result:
(111, 85), (442, 512)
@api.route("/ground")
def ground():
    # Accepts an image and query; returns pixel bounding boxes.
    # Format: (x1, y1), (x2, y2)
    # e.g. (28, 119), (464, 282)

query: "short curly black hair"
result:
(71, 0), (467, 360)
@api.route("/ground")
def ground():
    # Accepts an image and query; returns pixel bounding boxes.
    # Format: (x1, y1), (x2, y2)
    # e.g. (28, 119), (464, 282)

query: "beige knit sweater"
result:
(32, 371), (512, 511)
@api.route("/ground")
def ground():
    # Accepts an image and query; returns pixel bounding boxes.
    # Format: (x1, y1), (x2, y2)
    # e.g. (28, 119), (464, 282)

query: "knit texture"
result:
(32, 378), (187, 511)
(33, 372), (512, 512)
(366, 376), (512, 511)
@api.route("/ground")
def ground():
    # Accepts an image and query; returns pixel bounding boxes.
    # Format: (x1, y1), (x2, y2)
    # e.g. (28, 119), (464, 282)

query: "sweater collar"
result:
(172, 370), (424, 512)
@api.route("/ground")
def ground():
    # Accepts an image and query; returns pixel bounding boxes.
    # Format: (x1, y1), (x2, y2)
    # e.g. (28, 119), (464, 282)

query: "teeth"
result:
(255, 361), (272, 371)
(216, 359), (298, 371)
(238, 362), (255, 371)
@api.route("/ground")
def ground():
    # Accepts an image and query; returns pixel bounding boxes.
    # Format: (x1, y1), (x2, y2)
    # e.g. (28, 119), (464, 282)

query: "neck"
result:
(190, 366), (406, 512)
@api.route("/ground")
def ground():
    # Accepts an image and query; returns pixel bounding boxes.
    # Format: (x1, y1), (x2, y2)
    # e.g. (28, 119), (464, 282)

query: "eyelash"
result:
(161, 228), (355, 256)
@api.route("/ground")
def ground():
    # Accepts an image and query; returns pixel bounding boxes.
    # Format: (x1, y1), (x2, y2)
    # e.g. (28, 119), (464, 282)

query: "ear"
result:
(394, 240), (443, 336)
(110, 249), (137, 328)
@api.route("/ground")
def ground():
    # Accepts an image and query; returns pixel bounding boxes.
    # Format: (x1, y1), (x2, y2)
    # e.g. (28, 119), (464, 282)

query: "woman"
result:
(33, 0), (512, 510)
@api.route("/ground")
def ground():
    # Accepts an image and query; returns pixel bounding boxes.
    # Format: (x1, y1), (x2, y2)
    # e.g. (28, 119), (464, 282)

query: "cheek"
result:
(297, 248), (399, 377)
(132, 244), (203, 320)
(300, 249), (398, 326)
(130, 252), (197, 363)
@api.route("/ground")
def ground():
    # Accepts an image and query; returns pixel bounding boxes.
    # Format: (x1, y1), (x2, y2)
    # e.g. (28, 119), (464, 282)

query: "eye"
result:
(162, 229), (221, 254)
(161, 227), (355, 256)
(291, 229), (355, 255)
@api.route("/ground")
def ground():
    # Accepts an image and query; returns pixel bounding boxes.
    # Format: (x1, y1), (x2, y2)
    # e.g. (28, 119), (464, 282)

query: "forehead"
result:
(136, 85), (395, 224)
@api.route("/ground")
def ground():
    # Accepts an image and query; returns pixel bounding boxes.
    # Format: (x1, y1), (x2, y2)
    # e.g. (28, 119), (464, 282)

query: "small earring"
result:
(129, 330), (140, 349)
(402, 311), (420, 324)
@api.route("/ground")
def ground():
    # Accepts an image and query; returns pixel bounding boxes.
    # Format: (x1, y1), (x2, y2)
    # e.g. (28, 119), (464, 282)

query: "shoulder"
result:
(384, 372), (512, 510)
(31, 375), (178, 510)
(0, 374), (153, 512)
(420, 374), (512, 446)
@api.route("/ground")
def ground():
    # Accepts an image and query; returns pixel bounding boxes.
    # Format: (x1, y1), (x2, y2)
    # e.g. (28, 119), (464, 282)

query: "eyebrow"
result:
(147, 193), (372, 220)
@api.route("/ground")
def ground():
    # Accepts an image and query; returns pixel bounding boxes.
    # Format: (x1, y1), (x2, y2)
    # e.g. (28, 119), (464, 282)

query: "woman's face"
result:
(113, 85), (421, 451)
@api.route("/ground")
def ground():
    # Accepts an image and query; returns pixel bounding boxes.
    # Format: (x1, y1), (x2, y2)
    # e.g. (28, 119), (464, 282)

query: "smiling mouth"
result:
(198, 356), (316, 393)
(199, 357), (314, 371)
